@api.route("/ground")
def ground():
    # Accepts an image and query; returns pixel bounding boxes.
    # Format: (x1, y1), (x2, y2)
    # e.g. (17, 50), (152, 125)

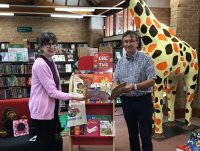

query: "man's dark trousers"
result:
(121, 94), (153, 151)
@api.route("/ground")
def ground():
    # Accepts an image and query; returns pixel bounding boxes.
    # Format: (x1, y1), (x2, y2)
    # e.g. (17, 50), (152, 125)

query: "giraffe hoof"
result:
(153, 133), (164, 138)
(183, 125), (191, 130)
(165, 121), (175, 126)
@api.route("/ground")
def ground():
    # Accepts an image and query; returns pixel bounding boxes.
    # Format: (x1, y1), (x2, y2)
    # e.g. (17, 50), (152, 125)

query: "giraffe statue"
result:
(126, 0), (198, 138)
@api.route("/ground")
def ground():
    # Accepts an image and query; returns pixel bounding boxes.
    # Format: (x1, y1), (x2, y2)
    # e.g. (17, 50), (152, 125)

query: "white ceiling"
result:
(47, 0), (92, 6)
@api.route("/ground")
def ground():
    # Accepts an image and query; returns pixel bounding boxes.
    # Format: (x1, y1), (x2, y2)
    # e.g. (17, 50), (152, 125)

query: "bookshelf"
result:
(0, 41), (88, 111)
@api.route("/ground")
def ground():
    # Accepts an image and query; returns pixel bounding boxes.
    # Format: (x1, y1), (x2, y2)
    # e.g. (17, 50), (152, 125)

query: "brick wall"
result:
(169, 0), (200, 111)
(0, 16), (89, 43)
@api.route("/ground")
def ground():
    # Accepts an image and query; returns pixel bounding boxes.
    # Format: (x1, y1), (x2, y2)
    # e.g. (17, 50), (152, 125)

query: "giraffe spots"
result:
(180, 51), (183, 56)
(154, 86), (158, 91)
(175, 67), (180, 75)
(158, 85), (163, 91)
(163, 29), (171, 38)
(185, 119), (189, 125)
(188, 93), (194, 102)
(134, 17), (141, 29)
(183, 42), (190, 48)
(134, 2), (143, 16)
(156, 62), (168, 70)
(191, 63), (194, 67)
(165, 44), (173, 55)
(152, 119), (154, 124)
(171, 37), (179, 42)
(184, 65), (189, 75)
(146, 17), (152, 26)
(172, 91), (176, 95)
(180, 57), (184, 61)
(155, 118), (161, 125)
(170, 67), (172, 71)
(155, 109), (161, 113)
(193, 74), (197, 81)
(155, 126), (159, 132)
(170, 86), (175, 90)
(130, 8), (134, 17)
(164, 71), (168, 76)
(149, 25), (158, 37)
(141, 24), (147, 34)
(139, 0), (143, 5)
(183, 47), (186, 51)
(167, 89), (171, 94)
(172, 55), (178, 66)
(192, 50), (197, 59)
(190, 84), (196, 90)
(155, 76), (162, 84)
(190, 117), (191, 122)
(186, 109), (189, 113)
(186, 52), (192, 62)
(168, 113), (170, 118)
(187, 92), (190, 95)
(155, 104), (160, 108)
(148, 44), (157, 53)
(169, 27), (175, 36)
(160, 99), (163, 105)
(194, 62), (198, 70)
(183, 62), (186, 68)
(158, 34), (168, 41)
(142, 36), (152, 45)
(146, 53), (149, 56)
(167, 97), (170, 101)
(173, 43), (179, 53)
(153, 60), (155, 65)
(179, 43), (182, 49)
(168, 80), (172, 84)
(145, 6), (150, 16)
(153, 19), (161, 28)
(152, 50), (162, 59)
(155, 97), (158, 103)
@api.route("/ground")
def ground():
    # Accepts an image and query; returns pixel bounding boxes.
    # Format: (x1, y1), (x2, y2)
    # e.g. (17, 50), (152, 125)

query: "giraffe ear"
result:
(125, 0), (130, 6)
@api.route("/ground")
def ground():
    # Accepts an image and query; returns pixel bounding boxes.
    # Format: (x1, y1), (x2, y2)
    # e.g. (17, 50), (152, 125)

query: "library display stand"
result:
(68, 55), (115, 151)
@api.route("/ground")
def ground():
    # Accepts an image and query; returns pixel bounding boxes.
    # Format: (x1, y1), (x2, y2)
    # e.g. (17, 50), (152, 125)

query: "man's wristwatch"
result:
(134, 84), (137, 90)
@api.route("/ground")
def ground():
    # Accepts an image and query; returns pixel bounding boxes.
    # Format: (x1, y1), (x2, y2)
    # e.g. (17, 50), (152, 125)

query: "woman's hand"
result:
(72, 94), (91, 101)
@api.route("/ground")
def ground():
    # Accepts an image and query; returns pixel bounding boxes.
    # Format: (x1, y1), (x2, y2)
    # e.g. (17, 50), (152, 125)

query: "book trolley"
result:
(68, 55), (115, 151)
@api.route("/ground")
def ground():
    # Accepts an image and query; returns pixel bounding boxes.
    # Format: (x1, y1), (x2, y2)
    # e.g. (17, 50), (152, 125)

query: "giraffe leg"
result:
(151, 92), (155, 132)
(165, 77), (179, 126)
(183, 74), (197, 130)
(153, 83), (165, 138)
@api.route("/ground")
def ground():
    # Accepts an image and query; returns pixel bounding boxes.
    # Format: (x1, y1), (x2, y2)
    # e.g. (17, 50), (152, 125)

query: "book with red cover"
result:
(94, 53), (113, 74)
(86, 119), (99, 136)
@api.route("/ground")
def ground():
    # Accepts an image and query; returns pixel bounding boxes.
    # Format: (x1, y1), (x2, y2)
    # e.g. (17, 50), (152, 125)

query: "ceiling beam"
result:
(103, 2), (127, 16)
(86, 0), (95, 7)
(95, 0), (125, 15)
(65, 0), (67, 6)
(78, 0), (80, 6)
(0, 0), (33, 5)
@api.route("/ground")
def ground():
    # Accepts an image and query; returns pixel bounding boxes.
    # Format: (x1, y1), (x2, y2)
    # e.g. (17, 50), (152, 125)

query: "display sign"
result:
(17, 27), (32, 32)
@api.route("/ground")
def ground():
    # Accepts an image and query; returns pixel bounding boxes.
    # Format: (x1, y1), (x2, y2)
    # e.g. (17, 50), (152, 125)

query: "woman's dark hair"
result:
(36, 31), (58, 49)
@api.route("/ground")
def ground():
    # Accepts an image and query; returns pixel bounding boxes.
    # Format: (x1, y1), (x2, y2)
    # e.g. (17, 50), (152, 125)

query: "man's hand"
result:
(72, 94), (91, 101)
(120, 84), (134, 93)
(108, 93), (117, 100)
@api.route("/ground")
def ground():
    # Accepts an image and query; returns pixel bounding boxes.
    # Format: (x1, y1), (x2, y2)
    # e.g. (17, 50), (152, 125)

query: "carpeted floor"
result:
(62, 107), (200, 151)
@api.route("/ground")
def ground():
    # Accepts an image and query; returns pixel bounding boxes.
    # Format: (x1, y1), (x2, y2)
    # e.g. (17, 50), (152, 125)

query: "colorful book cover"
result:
(94, 53), (113, 74)
(13, 119), (29, 137)
(86, 115), (112, 121)
(69, 126), (75, 136)
(74, 125), (86, 136)
(28, 52), (35, 61)
(86, 119), (99, 136)
(1, 52), (8, 62)
(58, 112), (69, 136)
(16, 53), (23, 61)
(115, 51), (121, 59)
(100, 121), (115, 136)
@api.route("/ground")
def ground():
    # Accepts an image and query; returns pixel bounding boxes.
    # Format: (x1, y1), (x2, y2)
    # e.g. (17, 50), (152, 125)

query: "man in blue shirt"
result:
(109, 30), (156, 151)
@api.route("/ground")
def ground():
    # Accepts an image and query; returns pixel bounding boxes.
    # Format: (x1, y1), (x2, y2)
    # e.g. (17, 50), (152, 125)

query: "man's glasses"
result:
(123, 40), (137, 44)
(45, 43), (57, 48)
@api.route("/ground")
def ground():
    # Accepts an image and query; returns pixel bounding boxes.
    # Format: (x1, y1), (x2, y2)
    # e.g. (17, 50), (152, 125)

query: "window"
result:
(116, 10), (123, 35)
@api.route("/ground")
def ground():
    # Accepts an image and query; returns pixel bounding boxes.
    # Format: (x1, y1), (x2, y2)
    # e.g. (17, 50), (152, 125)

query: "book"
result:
(28, 52), (35, 61)
(115, 51), (121, 59)
(100, 121), (115, 136)
(16, 53), (23, 61)
(86, 119), (99, 136)
(53, 55), (65, 61)
(58, 112), (69, 136)
(86, 115), (112, 121)
(90, 48), (98, 56)
(67, 54), (74, 61)
(13, 119), (29, 137)
(1, 52), (8, 62)
(85, 82), (127, 101)
(94, 53), (113, 74)
(65, 64), (72, 72)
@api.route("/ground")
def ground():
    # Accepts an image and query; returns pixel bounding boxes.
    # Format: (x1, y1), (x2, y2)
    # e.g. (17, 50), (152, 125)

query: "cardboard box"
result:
(77, 47), (90, 58)
(9, 38), (29, 48)
(99, 46), (112, 53)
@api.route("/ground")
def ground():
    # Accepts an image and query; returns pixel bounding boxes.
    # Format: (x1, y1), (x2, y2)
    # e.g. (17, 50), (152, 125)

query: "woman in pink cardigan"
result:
(29, 31), (90, 151)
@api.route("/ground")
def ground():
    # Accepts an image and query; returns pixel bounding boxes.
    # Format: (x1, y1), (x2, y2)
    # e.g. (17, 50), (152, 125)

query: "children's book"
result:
(58, 112), (69, 136)
(13, 119), (29, 137)
(90, 48), (98, 56)
(85, 80), (127, 102)
(86, 115), (112, 121)
(67, 54), (74, 61)
(65, 64), (72, 72)
(100, 121), (115, 136)
(86, 119), (99, 136)
(115, 51), (121, 59)
(28, 52), (35, 61)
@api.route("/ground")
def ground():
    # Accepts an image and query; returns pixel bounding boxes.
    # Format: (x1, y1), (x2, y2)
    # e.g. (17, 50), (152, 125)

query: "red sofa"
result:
(0, 98), (63, 151)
